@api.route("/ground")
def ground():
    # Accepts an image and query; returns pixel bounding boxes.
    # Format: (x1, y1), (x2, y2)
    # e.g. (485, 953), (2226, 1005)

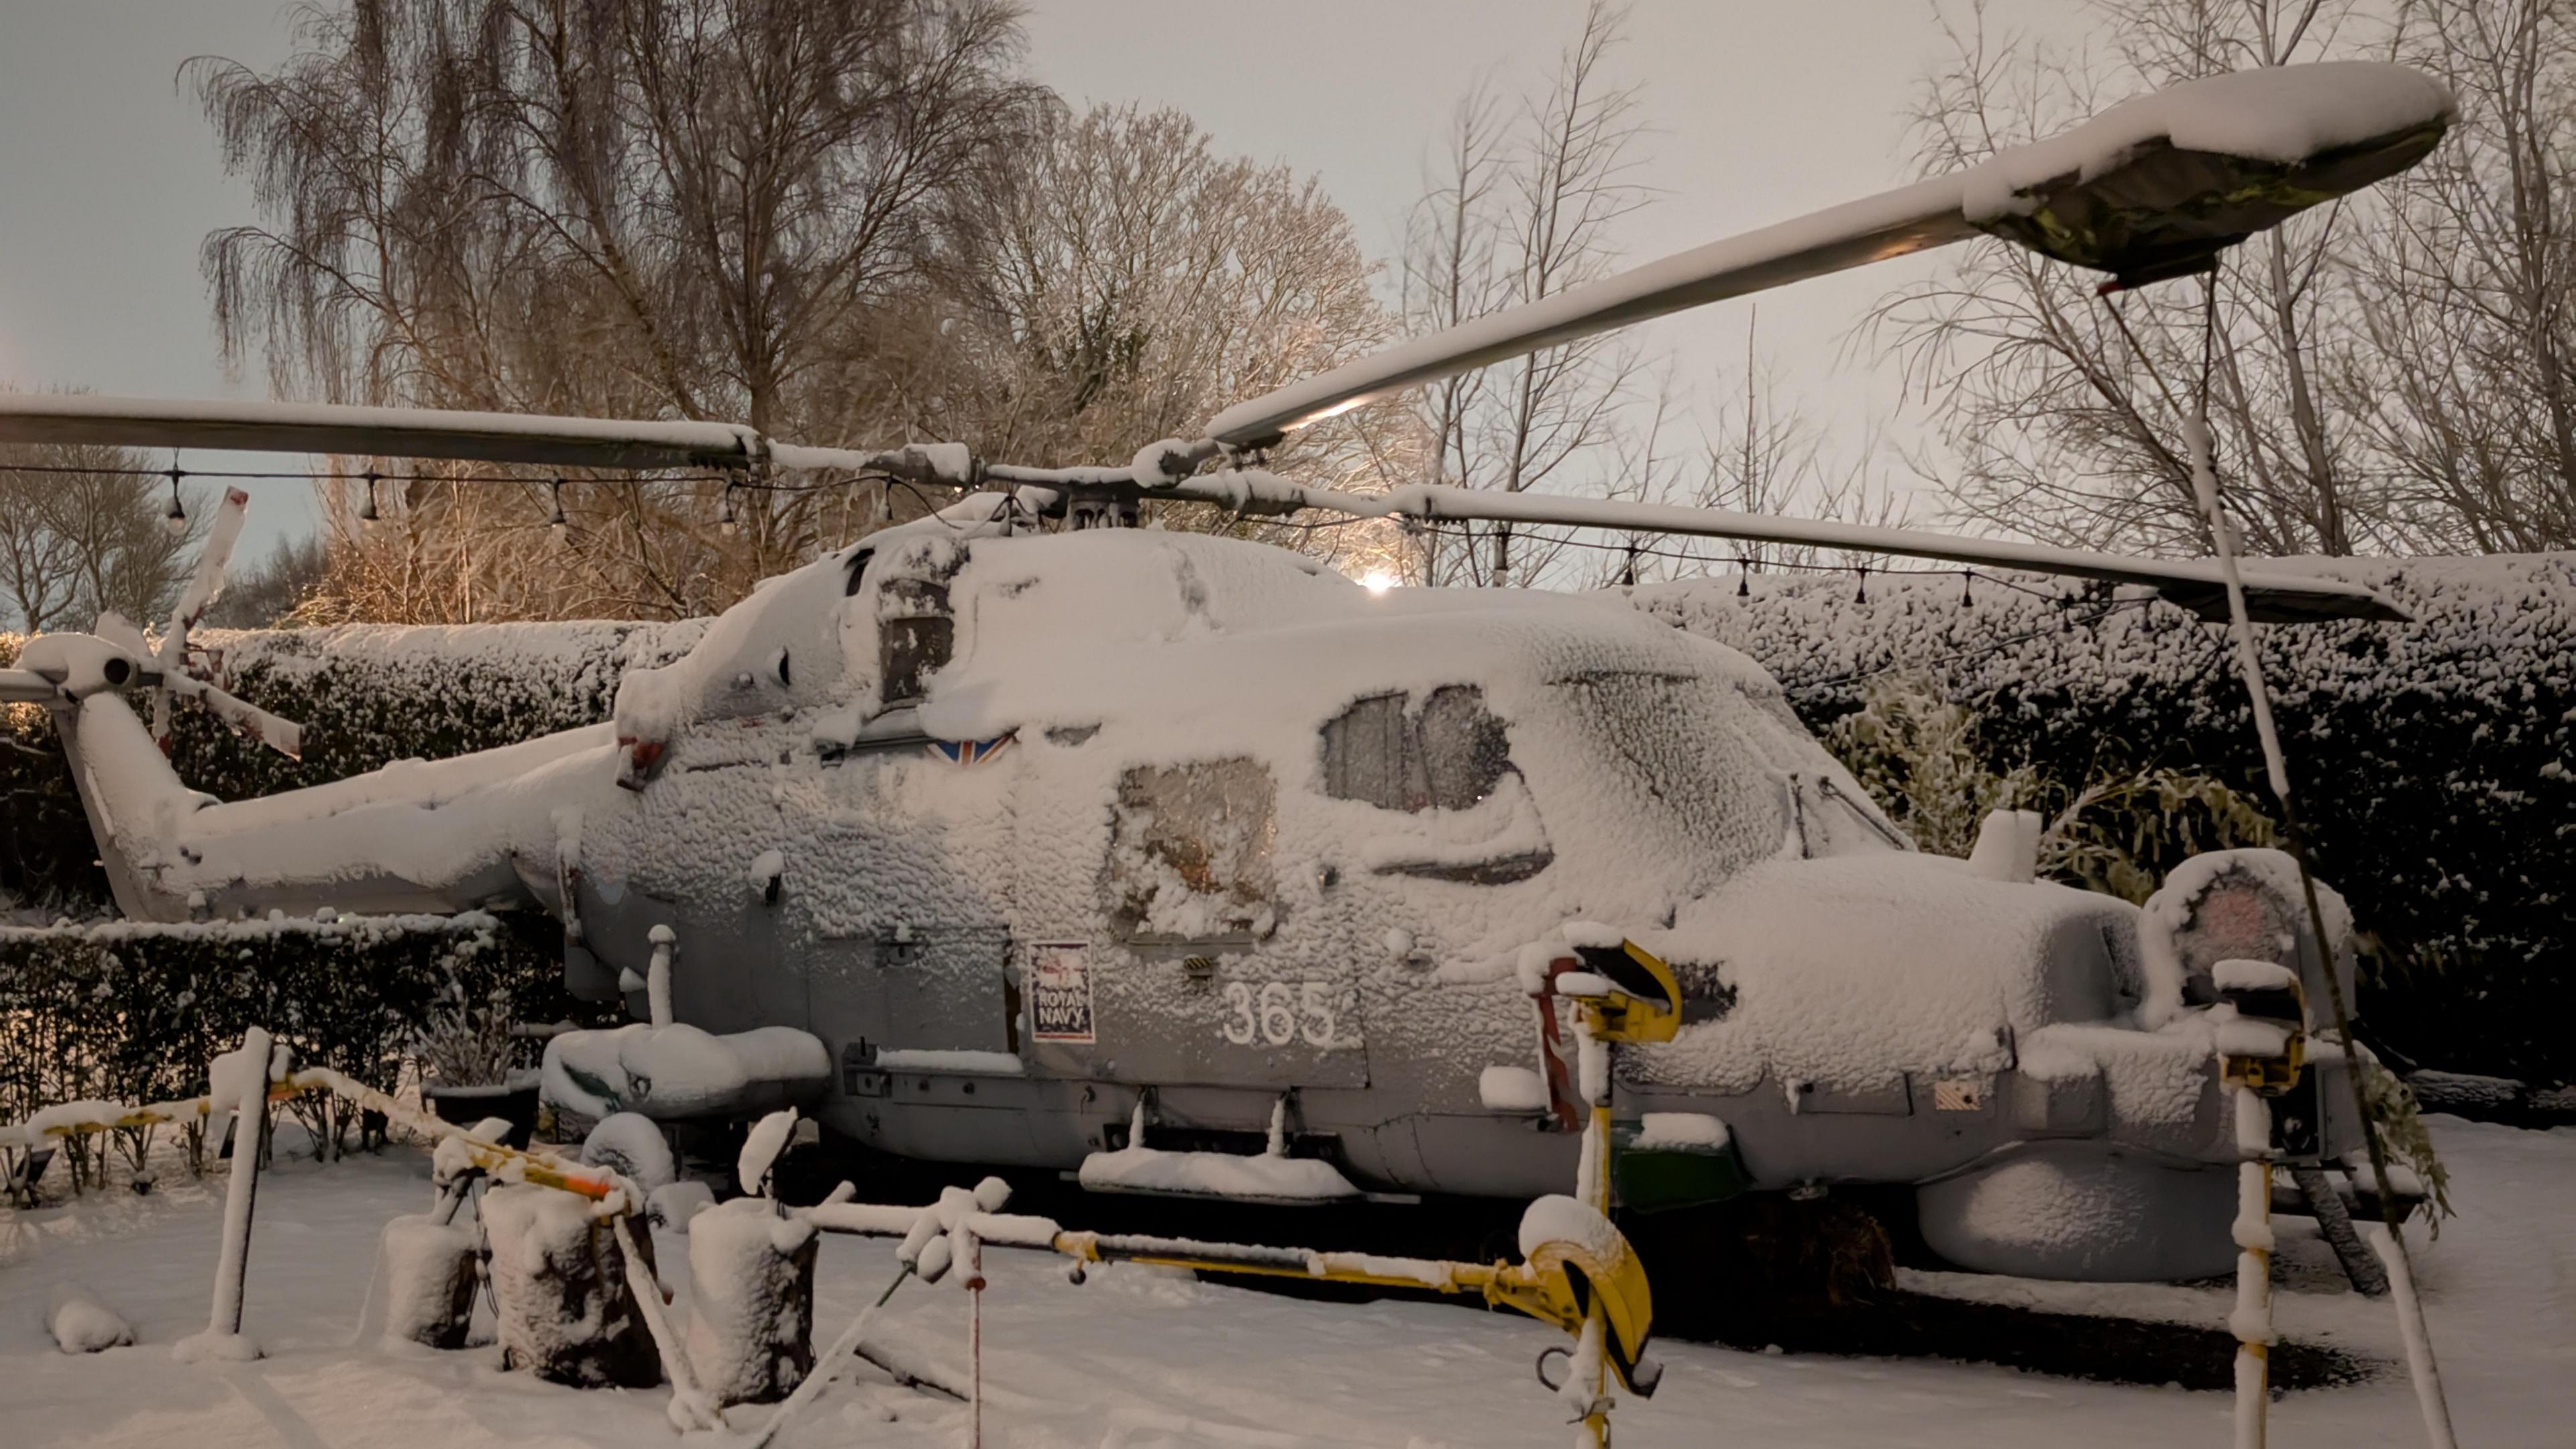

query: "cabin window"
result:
(1320, 693), (1407, 808)
(1320, 685), (1511, 813)
(1107, 758), (1278, 940)
(878, 576), (954, 704)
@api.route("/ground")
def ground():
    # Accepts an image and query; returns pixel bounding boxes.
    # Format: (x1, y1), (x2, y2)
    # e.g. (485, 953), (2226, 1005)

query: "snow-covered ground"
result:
(3, 1118), (2567, 1448)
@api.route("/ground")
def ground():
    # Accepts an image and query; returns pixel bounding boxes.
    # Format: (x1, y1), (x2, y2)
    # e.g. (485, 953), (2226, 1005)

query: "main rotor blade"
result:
(1208, 179), (1976, 449)
(1157, 475), (2404, 623)
(0, 392), (979, 487)
(1206, 62), (2451, 449)
(0, 393), (766, 472)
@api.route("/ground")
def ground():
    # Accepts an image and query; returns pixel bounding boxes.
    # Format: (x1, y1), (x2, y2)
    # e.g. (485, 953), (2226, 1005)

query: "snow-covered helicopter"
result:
(1, 64), (2449, 1283)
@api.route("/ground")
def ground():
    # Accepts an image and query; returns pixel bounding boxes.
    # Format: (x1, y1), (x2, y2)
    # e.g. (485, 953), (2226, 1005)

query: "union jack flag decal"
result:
(927, 733), (1015, 766)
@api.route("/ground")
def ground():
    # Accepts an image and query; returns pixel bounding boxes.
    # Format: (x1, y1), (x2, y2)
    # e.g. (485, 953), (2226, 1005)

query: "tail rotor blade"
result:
(92, 611), (152, 659)
(153, 487), (251, 747)
(170, 486), (251, 639)
(165, 673), (303, 761)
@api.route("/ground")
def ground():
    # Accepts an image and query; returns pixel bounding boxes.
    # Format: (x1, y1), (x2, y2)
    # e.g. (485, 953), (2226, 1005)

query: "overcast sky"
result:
(0, 0), (2068, 566)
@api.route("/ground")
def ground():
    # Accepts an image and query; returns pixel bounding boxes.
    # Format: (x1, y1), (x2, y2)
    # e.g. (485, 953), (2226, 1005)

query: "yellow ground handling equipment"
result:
(3, 939), (1684, 1445)
(788, 935), (1684, 1449)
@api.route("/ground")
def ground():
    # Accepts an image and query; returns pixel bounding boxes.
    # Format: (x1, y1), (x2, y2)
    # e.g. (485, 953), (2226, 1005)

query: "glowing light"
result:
(1360, 571), (1397, 594)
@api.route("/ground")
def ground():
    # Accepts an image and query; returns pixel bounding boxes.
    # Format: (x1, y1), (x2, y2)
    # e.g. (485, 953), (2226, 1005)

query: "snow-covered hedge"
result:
(0, 913), (587, 1136)
(1637, 555), (2575, 1087)
(170, 621), (705, 798)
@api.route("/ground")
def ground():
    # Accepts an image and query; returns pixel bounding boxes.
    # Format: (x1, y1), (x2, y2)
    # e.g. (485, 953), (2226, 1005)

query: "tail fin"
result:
(47, 688), (208, 921)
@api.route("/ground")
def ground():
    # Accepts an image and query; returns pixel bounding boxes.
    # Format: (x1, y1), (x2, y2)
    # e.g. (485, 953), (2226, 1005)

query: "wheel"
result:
(581, 1112), (677, 1194)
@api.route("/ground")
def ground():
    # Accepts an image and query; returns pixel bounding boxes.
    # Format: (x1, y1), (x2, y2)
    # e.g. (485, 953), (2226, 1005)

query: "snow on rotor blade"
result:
(0, 393), (986, 487)
(165, 674), (303, 760)
(91, 611), (152, 660)
(0, 669), (58, 704)
(170, 488), (251, 634)
(1208, 178), (1976, 448)
(1206, 62), (2451, 449)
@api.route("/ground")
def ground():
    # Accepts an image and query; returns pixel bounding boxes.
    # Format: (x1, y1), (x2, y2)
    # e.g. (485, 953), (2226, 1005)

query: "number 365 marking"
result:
(1222, 980), (1349, 1049)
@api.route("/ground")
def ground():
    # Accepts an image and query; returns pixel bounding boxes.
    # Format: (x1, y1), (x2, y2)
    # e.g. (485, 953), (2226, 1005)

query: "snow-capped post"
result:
(680, 1109), (820, 1409)
(646, 924), (676, 1029)
(483, 1182), (667, 1392)
(372, 1214), (480, 1349)
(177, 1026), (280, 1362)
(2213, 959), (2304, 1449)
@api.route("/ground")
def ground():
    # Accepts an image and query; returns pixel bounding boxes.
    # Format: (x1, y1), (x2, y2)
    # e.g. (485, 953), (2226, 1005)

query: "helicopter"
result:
(0, 62), (2449, 1284)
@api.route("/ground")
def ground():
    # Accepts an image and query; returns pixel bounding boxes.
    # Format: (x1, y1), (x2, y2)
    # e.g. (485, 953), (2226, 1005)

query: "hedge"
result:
(0, 912), (596, 1155)
(4, 555), (2569, 1086)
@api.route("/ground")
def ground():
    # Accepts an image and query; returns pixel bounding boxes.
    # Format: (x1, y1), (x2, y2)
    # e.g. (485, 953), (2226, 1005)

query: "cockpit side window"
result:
(1321, 693), (1408, 809)
(1320, 686), (1512, 813)
(1417, 684), (1511, 810)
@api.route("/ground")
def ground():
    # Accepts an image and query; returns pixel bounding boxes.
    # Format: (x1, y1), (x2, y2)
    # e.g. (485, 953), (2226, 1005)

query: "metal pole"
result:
(2183, 390), (2457, 1448)
(207, 1026), (274, 1343)
(966, 1225), (986, 1449)
(2232, 1085), (2274, 1449)
(1574, 1008), (1616, 1449)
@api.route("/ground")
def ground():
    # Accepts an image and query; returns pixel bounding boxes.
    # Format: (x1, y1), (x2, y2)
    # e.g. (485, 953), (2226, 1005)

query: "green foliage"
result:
(1823, 672), (2277, 903)
(2359, 1054), (2455, 1234)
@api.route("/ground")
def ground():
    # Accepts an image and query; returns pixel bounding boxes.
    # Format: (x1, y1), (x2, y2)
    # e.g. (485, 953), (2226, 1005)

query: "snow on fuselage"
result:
(545, 529), (2240, 1219)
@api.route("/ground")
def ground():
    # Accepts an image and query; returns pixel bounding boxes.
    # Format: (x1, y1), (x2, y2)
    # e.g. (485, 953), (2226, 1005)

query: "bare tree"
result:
(941, 105), (1401, 472)
(201, 531), (335, 629)
(1876, 1), (2405, 557)
(2332, 0), (2576, 552)
(1399, 0), (1650, 588)
(193, 0), (1044, 620)
(1, 436), (206, 633)
(1401, 83), (1515, 584)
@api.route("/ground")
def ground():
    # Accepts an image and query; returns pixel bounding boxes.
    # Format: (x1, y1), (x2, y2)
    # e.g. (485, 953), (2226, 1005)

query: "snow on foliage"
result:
(45, 1285), (133, 1354)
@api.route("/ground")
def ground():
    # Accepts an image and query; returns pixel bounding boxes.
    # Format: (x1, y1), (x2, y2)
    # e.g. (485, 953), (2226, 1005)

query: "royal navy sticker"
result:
(1028, 942), (1095, 1043)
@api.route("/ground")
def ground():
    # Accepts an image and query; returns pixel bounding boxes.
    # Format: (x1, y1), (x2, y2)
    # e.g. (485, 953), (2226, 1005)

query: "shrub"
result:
(0, 913), (600, 1167)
